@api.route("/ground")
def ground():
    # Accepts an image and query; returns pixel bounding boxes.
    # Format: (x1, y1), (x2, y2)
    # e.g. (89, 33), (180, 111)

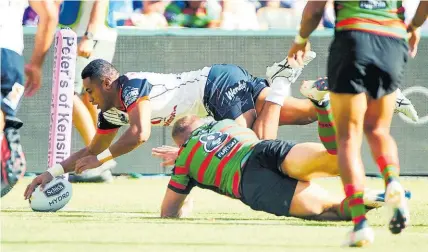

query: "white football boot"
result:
(266, 51), (317, 85)
(342, 223), (375, 247)
(394, 88), (419, 122)
(385, 180), (410, 234)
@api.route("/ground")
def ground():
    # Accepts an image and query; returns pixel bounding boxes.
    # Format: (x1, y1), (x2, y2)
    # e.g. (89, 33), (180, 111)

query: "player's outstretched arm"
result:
(74, 100), (152, 174)
(23, 131), (117, 199)
(25, 0), (61, 97)
(161, 188), (192, 218)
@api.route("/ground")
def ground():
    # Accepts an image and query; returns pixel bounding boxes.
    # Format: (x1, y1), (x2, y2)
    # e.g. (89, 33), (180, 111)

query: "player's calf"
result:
(1, 116), (26, 197)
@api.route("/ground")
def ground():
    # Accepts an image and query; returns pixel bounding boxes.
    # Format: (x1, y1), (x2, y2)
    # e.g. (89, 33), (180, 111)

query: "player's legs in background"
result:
(72, 94), (96, 146)
(1, 48), (26, 197)
(69, 39), (116, 183)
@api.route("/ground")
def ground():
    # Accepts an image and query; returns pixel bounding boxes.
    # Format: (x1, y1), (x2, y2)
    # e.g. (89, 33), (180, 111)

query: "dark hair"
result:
(81, 59), (119, 82)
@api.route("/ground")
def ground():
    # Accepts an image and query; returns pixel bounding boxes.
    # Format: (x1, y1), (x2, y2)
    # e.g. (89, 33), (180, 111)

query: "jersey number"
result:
(360, 0), (387, 10)
(199, 132), (229, 152)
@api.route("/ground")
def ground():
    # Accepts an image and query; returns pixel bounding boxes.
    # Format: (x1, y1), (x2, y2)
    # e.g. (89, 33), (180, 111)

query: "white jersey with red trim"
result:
(97, 67), (211, 133)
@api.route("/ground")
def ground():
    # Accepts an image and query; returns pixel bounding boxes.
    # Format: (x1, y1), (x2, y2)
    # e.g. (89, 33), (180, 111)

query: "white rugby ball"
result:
(29, 176), (72, 212)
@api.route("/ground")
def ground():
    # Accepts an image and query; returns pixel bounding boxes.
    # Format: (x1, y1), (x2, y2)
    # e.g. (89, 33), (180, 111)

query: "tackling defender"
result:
(1, 0), (60, 197)
(157, 72), (400, 221)
(284, 0), (427, 246)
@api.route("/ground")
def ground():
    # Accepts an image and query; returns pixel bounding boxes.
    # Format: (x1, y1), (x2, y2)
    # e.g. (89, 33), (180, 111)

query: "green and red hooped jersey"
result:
(334, 1), (407, 39)
(168, 119), (260, 198)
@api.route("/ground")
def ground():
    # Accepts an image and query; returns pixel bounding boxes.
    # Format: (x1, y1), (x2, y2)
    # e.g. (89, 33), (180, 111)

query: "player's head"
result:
(172, 115), (204, 147)
(81, 59), (120, 112)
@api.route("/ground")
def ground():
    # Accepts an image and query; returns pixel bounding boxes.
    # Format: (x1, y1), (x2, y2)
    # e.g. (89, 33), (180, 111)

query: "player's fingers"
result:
(296, 51), (304, 66)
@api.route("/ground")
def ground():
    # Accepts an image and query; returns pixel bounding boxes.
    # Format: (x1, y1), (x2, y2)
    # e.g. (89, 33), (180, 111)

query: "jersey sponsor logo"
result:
(360, 0), (386, 10)
(151, 105), (178, 126)
(215, 138), (238, 159)
(122, 86), (140, 108)
(225, 80), (247, 101)
(164, 105), (178, 126)
(199, 132), (229, 152)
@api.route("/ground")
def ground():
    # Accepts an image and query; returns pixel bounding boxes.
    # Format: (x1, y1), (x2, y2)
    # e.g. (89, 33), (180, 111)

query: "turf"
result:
(1, 177), (427, 252)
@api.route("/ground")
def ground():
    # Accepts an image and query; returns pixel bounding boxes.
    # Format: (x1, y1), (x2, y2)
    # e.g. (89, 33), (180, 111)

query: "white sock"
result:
(265, 78), (292, 106)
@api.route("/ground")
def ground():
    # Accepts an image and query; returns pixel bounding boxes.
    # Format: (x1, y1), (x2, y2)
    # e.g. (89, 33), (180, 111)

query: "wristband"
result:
(47, 163), (65, 177)
(294, 34), (308, 44)
(97, 148), (113, 164)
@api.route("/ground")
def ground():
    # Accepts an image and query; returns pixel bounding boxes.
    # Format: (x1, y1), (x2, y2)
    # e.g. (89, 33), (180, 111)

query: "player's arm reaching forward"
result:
(24, 0), (61, 97)
(24, 60), (153, 199)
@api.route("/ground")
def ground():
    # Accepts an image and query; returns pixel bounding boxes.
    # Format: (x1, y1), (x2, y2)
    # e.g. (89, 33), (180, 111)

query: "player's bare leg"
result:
(255, 90), (317, 125)
(364, 91), (409, 234)
(71, 94), (115, 182)
(330, 92), (374, 247)
(72, 94), (96, 146)
(289, 181), (383, 222)
(81, 92), (98, 127)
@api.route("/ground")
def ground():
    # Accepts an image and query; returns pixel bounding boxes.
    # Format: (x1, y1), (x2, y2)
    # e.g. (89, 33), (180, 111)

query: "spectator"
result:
(220, 0), (260, 30)
(164, 0), (221, 28)
(130, 1), (168, 29)
(256, 0), (299, 29)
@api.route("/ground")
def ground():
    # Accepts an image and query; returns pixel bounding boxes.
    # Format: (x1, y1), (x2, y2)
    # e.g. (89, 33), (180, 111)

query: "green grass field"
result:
(1, 177), (427, 252)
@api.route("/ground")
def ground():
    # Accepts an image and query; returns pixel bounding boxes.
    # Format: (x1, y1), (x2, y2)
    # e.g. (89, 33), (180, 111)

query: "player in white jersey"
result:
(1, 0), (60, 197)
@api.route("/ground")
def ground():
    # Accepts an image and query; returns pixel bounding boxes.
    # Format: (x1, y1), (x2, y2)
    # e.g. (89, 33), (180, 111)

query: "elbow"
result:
(160, 210), (180, 219)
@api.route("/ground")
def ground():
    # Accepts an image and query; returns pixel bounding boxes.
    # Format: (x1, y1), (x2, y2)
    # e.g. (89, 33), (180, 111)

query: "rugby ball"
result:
(29, 176), (72, 212)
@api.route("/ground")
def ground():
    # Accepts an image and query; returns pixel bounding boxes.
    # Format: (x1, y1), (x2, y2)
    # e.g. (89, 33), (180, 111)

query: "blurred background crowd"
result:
(23, 0), (428, 31)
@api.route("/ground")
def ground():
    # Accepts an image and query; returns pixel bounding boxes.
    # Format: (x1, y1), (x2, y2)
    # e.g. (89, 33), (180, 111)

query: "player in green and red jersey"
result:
(284, 0), (427, 246)
(159, 74), (393, 222)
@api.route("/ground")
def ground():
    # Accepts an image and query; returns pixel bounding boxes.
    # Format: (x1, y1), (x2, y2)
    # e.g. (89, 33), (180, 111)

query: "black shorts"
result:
(203, 64), (267, 121)
(1, 48), (25, 117)
(240, 139), (298, 217)
(327, 31), (409, 99)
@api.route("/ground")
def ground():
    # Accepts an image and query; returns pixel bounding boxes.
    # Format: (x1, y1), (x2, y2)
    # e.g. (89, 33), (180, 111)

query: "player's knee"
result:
(364, 124), (390, 140)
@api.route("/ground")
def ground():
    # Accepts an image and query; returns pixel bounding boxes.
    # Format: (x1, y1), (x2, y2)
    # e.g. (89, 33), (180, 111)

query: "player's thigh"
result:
(329, 92), (367, 140)
(282, 142), (338, 181)
(1, 48), (24, 118)
(204, 64), (256, 121)
(255, 87), (317, 125)
(234, 109), (257, 128)
(289, 181), (340, 218)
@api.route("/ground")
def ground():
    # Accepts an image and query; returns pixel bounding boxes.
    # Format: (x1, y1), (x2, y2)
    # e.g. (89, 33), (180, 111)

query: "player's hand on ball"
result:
(287, 41), (311, 67)
(24, 172), (53, 200)
(24, 64), (42, 97)
(77, 37), (95, 58)
(75, 155), (102, 174)
(152, 145), (180, 167)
